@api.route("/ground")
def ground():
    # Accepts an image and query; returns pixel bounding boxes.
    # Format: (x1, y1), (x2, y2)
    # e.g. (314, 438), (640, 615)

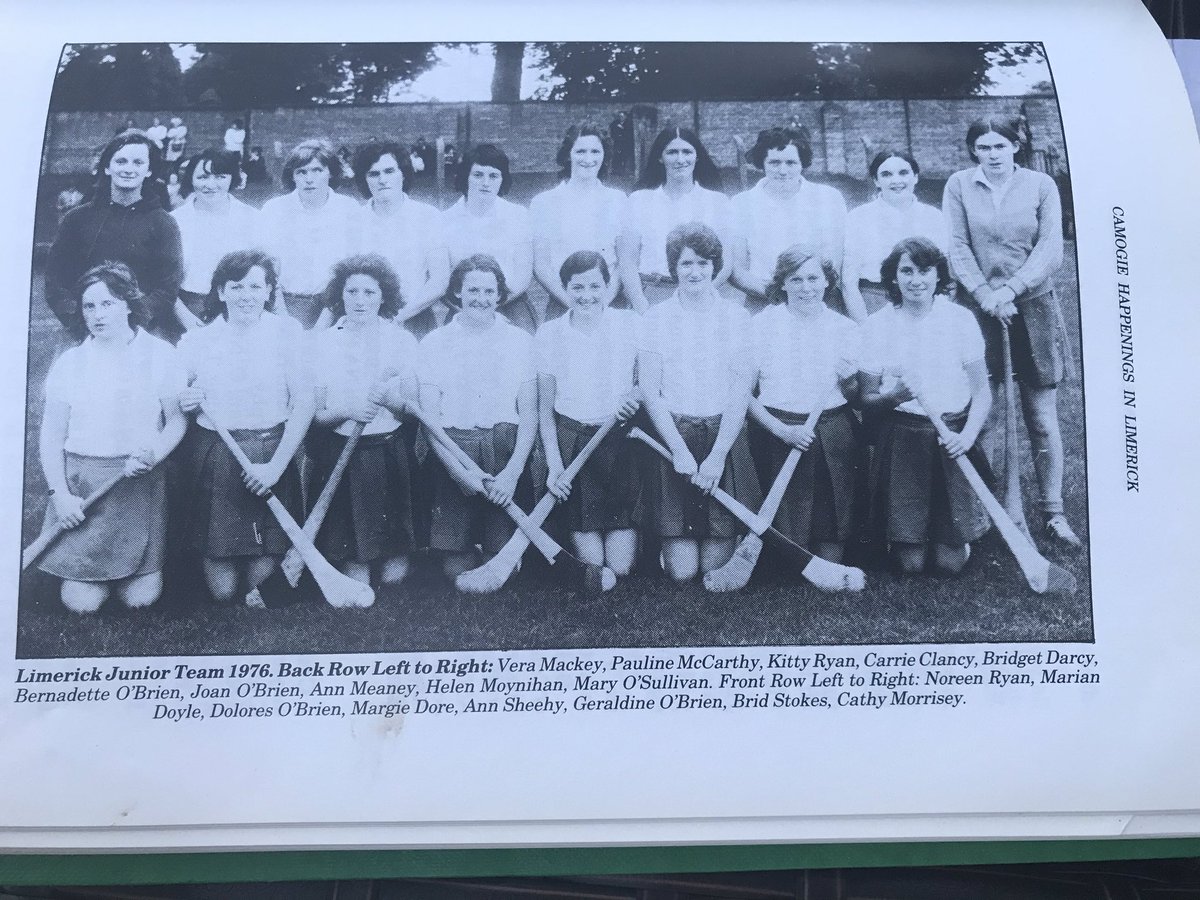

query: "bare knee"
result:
(203, 558), (239, 604)
(379, 556), (409, 585)
(932, 543), (970, 575)
(663, 539), (699, 582)
(117, 571), (161, 608)
(442, 552), (477, 581)
(892, 543), (926, 575)
(61, 580), (108, 613)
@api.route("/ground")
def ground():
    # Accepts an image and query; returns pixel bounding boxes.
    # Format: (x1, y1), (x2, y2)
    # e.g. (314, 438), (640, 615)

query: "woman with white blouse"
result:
(531, 123), (627, 322)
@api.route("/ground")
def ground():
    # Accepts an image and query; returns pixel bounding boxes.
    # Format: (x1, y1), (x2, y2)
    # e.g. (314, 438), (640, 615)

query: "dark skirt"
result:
(869, 409), (991, 546)
(760, 405), (859, 545)
(429, 422), (532, 554)
(308, 428), (414, 564)
(653, 414), (762, 540)
(975, 289), (1069, 388)
(282, 291), (324, 330)
(39, 453), (167, 582)
(181, 423), (303, 558)
(555, 414), (643, 533)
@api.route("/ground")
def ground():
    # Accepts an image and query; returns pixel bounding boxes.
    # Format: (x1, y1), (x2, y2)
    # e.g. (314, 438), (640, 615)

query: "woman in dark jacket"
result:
(45, 130), (184, 343)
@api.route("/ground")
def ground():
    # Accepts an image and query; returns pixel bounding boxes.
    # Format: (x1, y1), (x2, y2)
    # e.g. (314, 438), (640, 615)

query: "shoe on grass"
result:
(1045, 514), (1082, 550)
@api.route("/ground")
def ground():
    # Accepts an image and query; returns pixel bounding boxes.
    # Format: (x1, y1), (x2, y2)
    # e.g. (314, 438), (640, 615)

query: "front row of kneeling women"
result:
(38, 224), (993, 612)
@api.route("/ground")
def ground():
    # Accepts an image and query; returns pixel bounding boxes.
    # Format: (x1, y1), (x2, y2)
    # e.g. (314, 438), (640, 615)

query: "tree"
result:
(52, 44), (185, 110)
(491, 43), (525, 103)
(183, 43), (440, 107)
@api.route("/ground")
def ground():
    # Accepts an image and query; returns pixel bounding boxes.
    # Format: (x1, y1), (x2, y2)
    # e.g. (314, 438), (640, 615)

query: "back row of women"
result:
(36, 116), (1079, 613)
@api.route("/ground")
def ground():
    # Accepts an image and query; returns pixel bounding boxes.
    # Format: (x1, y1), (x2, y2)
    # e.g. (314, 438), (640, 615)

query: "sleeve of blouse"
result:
(729, 308), (756, 377)
(956, 305), (987, 364)
(858, 314), (883, 376)
(44, 351), (71, 406)
(823, 186), (848, 269)
(943, 173), (989, 295)
(1005, 174), (1064, 298)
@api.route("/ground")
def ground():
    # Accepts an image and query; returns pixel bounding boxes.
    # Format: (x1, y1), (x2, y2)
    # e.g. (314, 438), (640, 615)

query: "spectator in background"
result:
(609, 111), (634, 178)
(223, 119), (247, 162)
(244, 146), (269, 186)
(164, 116), (188, 169)
(146, 117), (168, 151)
(45, 130), (183, 342)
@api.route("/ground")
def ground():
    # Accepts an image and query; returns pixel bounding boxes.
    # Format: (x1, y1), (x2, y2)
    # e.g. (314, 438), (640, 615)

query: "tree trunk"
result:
(491, 43), (525, 102)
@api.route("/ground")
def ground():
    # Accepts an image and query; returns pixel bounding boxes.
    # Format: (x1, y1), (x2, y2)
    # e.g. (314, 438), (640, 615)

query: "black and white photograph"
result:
(15, 40), (1092, 660)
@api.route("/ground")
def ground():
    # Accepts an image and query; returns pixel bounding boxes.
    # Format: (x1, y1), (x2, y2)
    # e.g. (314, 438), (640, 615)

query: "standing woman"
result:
(531, 123), (627, 322)
(310, 254), (418, 587)
(37, 262), (187, 612)
(537, 251), (642, 577)
(943, 118), (1079, 548)
(731, 126), (847, 313)
(749, 247), (861, 564)
(350, 141), (449, 336)
(417, 255), (538, 580)
(259, 139), (360, 329)
(171, 149), (260, 333)
(859, 237), (991, 575)
(638, 223), (762, 584)
(177, 250), (314, 604)
(842, 150), (946, 323)
(45, 130), (183, 342)
(617, 127), (734, 311)
(440, 144), (535, 334)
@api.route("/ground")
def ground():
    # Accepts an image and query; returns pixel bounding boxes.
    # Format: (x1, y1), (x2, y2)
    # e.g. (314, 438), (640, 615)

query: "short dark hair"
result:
(352, 142), (415, 199)
(637, 127), (723, 191)
(178, 149), (243, 199)
(747, 126), (813, 170)
(965, 118), (1022, 163)
(94, 130), (161, 198)
(867, 149), (921, 181)
(446, 254), (510, 309)
(456, 143), (513, 197)
(555, 123), (611, 182)
(765, 245), (840, 307)
(75, 261), (149, 333)
(879, 237), (954, 306)
(322, 254), (402, 320)
(559, 250), (610, 287)
(208, 250), (280, 318)
(281, 139), (341, 192)
(665, 222), (723, 281)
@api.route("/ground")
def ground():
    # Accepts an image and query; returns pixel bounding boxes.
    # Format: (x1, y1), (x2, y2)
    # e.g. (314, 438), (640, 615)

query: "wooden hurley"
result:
(704, 393), (835, 592)
(629, 428), (865, 593)
(911, 390), (1076, 595)
(409, 404), (615, 592)
(203, 406), (376, 610)
(457, 417), (619, 594)
(1000, 322), (1033, 540)
(22, 472), (126, 571)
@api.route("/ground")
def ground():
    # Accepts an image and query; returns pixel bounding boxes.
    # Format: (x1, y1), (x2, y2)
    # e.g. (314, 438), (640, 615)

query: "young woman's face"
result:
(293, 158), (332, 196)
(661, 137), (697, 181)
(342, 273), (384, 323)
(895, 253), (939, 306)
(219, 265), (271, 325)
(763, 144), (803, 187)
(467, 163), (504, 201)
(874, 156), (917, 198)
(81, 282), (129, 337)
(783, 257), (827, 306)
(191, 160), (233, 198)
(104, 142), (152, 192)
(565, 267), (608, 316)
(675, 246), (715, 293)
(456, 269), (500, 326)
(570, 135), (605, 179)
(365, 153), (404, 198)
(972, 131), (1019, 176)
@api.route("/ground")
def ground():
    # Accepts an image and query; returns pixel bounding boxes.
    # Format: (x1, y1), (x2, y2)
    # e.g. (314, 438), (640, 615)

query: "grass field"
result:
(15, 215), (1092, 659)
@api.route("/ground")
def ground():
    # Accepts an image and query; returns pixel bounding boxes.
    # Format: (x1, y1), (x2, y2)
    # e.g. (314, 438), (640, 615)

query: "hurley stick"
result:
(704, 393), (835, 592)
(457, 417), (619, 594)
(22, 472), (125, 570)
(911, 391), (1076, 595)
(629, 428), (865, 593)
(203, 407), (376, 609)
(410, 404), (615, 591)
(1000, 322), (1032, 540)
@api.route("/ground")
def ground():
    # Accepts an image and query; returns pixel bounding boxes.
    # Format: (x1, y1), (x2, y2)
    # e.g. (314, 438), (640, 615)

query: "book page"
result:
(1, 0), (1197, 852)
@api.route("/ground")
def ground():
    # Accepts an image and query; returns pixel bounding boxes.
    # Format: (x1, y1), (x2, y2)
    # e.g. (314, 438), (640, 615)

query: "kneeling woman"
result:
(638, 223), (762, 583)
(749, 246), (861, 564)
(38, 262), (187, 612)
(177, 250), (314, 603)
(418, 254), (537, 580)
(537, 250), (642, 576)
(859, 237), (991, 574)
(311, 254), (419, 586)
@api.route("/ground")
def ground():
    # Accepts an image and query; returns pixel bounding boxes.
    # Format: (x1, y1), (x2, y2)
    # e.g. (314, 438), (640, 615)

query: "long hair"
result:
(555, 123), (611, 182)
(74, 261), (149, 335)
(636, 127), (723, 191)
(322, 254), (402, 320)
(93, 130), (161, 201)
